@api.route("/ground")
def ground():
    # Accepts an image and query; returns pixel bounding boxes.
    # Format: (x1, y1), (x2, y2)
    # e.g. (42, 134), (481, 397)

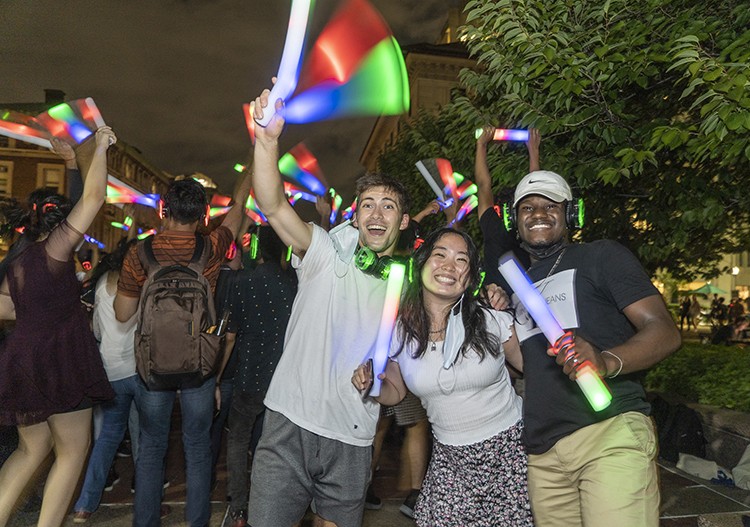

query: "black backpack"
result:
(134, 235), (222, 391)
(652, 396), (707, 463)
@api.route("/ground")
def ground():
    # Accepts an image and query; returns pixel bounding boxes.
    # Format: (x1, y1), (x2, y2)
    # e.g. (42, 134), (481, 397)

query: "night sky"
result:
(1, 0), (460, 203)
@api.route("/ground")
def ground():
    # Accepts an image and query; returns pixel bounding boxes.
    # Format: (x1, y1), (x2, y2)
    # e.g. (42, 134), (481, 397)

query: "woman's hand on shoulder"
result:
(485, 283), (510, 310)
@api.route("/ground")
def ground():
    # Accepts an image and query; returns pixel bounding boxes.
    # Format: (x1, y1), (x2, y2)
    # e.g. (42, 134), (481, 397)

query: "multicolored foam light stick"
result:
(137, 229), (157, 240)
(0, 110), (52, 148)
(242, 102), (256, 144)
(255, 0), (314, 127)
(370, 261), (406, 398)
(0, 98), (106, 149)
(449, 195), (478, 226)
(244, 194), (268, 224)
(415, 159), (453, 209)
(39, 98), (106, 145)
(278, 145), (327, 197)
(282, 182), (317, 204)
(474, 128), (529, 142)
(281, 0), (409, 123)
(498, 256), (612, 412)
(106, 176), (159, 209)
(328, 188), (342, 225)
(342, 199), (357, 221)
(111, 216), (134, 232)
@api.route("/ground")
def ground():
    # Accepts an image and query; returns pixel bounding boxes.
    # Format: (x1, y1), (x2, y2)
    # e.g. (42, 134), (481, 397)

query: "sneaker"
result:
(104, 466), (120, 492)
(229, 508), (248, 527)
(400, 489), (420, 519)
(73, 511), (91, 524)
(364, 484), (382, 510)
(116, 440), (132, 458)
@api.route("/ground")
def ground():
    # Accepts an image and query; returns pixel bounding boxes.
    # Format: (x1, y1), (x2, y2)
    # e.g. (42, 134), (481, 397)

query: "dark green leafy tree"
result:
(380, 0), (750, 280)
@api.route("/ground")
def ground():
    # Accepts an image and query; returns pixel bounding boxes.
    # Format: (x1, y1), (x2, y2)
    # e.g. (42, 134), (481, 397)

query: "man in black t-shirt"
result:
(507, 171), (681, 527)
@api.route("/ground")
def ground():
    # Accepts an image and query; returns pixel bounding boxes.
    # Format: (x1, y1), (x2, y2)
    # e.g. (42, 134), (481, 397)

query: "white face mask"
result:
(442, 295), (465, 370)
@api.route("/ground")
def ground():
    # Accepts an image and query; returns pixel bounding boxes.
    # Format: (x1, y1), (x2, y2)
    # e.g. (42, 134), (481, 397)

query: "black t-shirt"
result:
(513, 240), (658, 454)
(227, 262), (297, 394)
(479, 207), (531, 290)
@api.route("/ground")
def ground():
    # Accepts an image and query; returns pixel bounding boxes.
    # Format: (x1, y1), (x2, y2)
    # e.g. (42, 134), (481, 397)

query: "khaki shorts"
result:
(527, 411), (659, 527)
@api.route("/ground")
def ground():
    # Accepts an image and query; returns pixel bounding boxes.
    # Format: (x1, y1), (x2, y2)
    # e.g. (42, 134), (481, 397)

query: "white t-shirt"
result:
(394, 309), (523, 446)
(93, 272), (137, 382)
(264, 224), (383, 447)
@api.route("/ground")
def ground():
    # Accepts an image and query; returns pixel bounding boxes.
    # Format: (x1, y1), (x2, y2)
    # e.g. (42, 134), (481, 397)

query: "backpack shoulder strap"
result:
(137, 237), (161, 277)
(187, 234), (211, 275)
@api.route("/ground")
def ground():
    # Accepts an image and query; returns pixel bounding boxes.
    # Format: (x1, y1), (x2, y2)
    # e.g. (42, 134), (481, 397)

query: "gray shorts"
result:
(248, 409), (372, 527)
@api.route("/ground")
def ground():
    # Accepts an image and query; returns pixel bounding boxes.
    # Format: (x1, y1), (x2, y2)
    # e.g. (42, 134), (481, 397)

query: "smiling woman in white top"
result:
(353, 227), (534, 527)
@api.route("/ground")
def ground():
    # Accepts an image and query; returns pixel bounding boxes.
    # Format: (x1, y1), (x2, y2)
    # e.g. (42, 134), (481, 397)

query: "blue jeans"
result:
(210, 379), (233, 485)
(75, 374), (139, 513)
(134, 376), (215, 527)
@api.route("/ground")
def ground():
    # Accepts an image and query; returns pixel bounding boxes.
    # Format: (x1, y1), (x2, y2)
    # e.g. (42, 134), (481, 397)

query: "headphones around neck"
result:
(354, 246), (414, 282)
(501, 197), (585, 232)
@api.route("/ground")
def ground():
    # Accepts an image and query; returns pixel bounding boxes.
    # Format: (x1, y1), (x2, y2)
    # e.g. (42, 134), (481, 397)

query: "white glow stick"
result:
(415, 160), (444, 201)
(255, 0), (313, 127)
(84, 97), (106, 128)
(370, 262), (406, 397)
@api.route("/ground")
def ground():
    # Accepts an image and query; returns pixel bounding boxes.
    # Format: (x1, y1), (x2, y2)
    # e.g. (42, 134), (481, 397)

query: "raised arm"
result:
(220, 163), (254, 240)
(411, 200), (440, 224)
(50, 138), (83, 204)
(526, 128), (541, 172)
(252, 88), (313, 257)
(64, 127), (116, 236)
(475, 125), (496, 218)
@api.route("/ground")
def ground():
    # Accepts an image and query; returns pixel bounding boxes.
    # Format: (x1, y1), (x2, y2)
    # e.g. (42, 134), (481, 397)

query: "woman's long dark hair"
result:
(394, 227), (502, 363)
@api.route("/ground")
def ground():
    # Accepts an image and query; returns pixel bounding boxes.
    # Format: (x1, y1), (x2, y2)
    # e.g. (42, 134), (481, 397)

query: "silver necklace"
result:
(546, 247), (567, 278)
(532, 247), (567, 293)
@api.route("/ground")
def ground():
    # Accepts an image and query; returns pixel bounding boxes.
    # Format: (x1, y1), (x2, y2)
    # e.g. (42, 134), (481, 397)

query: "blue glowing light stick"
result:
(255, 0), (313, 127)
(370, 262), (406, 397)
(498, 256), (612, 411)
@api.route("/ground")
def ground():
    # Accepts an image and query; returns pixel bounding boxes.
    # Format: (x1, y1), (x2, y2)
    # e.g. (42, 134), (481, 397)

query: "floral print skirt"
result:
(415, 420), (535, 527)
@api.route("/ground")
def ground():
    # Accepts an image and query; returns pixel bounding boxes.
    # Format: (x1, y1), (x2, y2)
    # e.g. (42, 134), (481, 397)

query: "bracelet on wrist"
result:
(601, 350), (623, 378)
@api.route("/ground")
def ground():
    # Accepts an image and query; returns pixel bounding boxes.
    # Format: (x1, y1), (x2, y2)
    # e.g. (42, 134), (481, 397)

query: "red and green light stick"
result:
(278, 148), (327, 197)
(498, 256), (612, 412)
(449, 195), (478, 226)
(369, 261), (406, 397)
(0, 110), (52, 148)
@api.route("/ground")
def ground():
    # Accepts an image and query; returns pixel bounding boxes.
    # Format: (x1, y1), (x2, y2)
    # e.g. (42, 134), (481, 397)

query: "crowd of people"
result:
(0, 85), (686, 527)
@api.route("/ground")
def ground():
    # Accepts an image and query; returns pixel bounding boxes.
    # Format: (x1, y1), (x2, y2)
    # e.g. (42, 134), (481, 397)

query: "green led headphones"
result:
(354, 246), (412, 281)
(502, 198), (585, 232)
